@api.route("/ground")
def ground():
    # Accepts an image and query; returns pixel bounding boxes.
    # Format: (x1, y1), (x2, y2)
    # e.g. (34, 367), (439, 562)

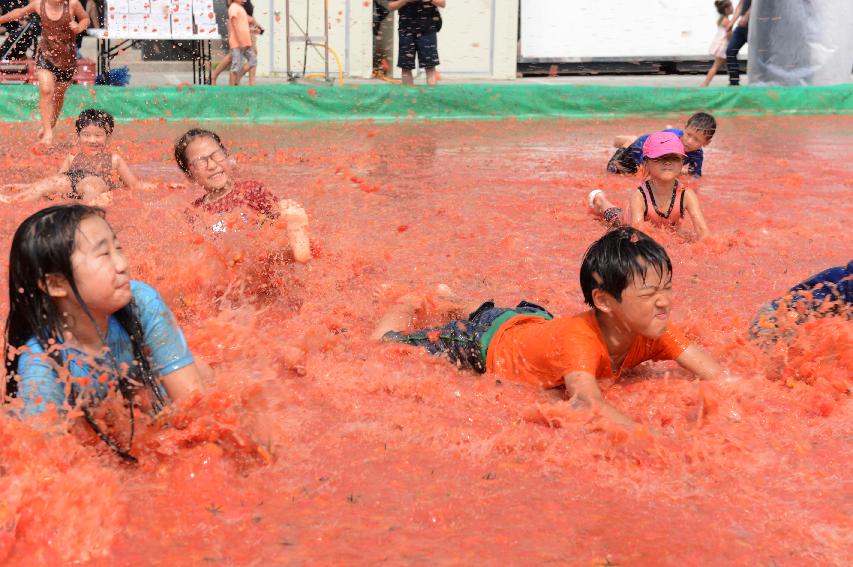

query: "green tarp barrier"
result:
(1, 83), (852, 123)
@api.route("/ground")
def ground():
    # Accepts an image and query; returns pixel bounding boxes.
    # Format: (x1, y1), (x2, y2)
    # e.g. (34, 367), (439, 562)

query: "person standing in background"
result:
(388, 0), (445, 86)
(725, 0), (751, 86)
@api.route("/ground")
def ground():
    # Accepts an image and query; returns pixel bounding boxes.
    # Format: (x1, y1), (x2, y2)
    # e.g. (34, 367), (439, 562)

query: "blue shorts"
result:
(397, 30), (439, 70)
(382, 300), (553, 373)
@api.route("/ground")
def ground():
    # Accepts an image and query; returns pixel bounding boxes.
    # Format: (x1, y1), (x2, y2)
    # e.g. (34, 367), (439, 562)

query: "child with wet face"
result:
(373, 227), (730, 431)
(589, 131), (712, 240)
(0, 109), (144, 204)
(608, 112), (717, 177)
(174, 128), (312, 264)
(3, 205), (204, 462)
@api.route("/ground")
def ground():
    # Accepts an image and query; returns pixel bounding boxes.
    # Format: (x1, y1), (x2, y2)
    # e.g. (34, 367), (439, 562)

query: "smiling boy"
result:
(372, 227), (727, 429)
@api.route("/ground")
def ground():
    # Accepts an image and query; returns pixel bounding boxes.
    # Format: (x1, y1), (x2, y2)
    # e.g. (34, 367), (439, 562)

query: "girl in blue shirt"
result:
(3, 204), (203, 462)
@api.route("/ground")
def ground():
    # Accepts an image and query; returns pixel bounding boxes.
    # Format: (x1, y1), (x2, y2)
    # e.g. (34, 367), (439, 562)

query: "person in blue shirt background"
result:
(3, 204), (204, 462)
(750, 261), (852, 347)
(607, 112), (717, 177)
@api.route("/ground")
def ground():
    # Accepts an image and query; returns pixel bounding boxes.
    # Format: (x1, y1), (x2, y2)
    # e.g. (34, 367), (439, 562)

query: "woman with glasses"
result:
(173, 128), (312, 264)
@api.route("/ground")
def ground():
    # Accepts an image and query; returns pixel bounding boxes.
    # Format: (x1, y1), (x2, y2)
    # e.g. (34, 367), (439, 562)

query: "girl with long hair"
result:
(3, 204), (203, 461)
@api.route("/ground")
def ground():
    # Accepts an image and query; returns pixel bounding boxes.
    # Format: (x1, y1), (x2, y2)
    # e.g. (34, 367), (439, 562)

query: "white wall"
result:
(260, 0), (519, 80)
(391, 0), (520, 80)
(520, 0), (743, 60)
(259, 0), (373, 79)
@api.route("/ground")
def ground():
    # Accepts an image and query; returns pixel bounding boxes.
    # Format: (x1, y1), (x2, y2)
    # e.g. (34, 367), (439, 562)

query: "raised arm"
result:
(682, 188), (710, 240)
(564, 371), (639, 430)
(279, 198), (312, 264)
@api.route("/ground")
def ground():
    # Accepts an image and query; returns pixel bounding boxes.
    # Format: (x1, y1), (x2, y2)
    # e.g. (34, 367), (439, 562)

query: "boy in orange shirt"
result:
(227, 0), (256, 85)
(372, 227), (728, 430)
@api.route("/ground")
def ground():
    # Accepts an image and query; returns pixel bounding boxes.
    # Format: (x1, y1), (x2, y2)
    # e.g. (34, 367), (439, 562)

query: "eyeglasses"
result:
(188, 149), (228, 170)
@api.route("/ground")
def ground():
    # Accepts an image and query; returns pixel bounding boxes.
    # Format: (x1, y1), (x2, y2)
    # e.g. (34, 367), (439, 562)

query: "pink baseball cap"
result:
(642, 131), (687, 159)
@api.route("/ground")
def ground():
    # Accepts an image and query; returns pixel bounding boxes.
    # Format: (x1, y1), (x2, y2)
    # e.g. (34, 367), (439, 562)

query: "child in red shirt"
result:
(173, 128), (311, 264)
(373, 227), (729, 430)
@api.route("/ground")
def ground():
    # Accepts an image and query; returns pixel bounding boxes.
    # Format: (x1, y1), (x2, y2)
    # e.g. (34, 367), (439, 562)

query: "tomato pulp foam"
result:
(0, 116), (850, 565)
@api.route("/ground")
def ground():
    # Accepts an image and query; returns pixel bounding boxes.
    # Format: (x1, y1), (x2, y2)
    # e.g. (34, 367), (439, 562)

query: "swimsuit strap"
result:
(645, 179), (679, 220)
(636, 185), (649, 219)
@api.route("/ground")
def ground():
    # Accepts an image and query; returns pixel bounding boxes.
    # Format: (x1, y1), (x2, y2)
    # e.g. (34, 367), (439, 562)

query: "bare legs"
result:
(400, 67), (438, 86)
(211, 54), (232, 84)
(701, 57), (727, 87)
(279, 198), (312, 263)
(588, 189), (618, 216)
(370, 293), (424, 341)
(370, 285), (474, 341)
(587, 189), (626, 227)
(425, 67), (437, 86)
(36, 70), (70, 146)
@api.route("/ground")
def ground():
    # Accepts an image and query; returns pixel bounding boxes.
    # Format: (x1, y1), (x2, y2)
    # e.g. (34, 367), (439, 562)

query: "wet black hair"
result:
(3, 205), (167, 463)
(714, 0), (732, 15)
(173, 128), (227, 173)
(75, 108), (115, 136)
(580, 227), (673, 307)
(686, 112), (717, 140)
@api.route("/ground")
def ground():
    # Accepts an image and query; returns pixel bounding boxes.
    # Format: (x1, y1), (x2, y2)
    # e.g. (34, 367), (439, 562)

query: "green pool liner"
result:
(0, 83), (851, 123)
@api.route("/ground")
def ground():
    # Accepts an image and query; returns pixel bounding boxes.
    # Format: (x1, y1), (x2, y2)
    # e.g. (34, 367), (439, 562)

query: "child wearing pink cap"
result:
(589, 131), (711, 240)
(608, 112), (716, 177)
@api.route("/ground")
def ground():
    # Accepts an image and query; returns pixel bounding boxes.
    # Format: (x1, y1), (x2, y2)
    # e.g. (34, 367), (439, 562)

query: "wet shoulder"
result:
(130, 281), (166, 316)
(548, 311), (603, 341)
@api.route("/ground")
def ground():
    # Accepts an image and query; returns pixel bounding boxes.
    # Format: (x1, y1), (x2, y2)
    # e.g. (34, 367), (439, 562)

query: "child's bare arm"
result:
(11, 175), (72, 203)
(0, 0), (37, 24)
(160, 363), (204, 402)
(628, 188), (646, 227)
(675, 345), (727, 381)
(57, 154), (74, 174)
(69, 0), (90, 33)
(431, 0), (446, 7)
(564, 371), (639, 430)
(613, 135), (635, 148)
(114, 154), (141, 191)
(682, 188), (710, 240)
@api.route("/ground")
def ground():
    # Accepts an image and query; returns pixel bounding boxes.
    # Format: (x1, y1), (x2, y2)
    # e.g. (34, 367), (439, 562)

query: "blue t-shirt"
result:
(15, 281), (194, 417)
(630, 128), (705, 177)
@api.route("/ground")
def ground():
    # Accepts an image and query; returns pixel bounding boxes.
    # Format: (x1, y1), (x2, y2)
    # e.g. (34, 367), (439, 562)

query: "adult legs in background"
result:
(725, 26), (749, 86)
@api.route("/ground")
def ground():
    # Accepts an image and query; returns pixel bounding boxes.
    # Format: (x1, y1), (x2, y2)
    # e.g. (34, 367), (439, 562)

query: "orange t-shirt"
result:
(485, 310), (690, 388)
(228, 2), (252, 49)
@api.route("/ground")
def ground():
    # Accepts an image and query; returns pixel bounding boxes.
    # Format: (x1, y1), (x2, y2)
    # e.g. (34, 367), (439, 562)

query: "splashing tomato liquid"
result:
(0, 115), (850, 565)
